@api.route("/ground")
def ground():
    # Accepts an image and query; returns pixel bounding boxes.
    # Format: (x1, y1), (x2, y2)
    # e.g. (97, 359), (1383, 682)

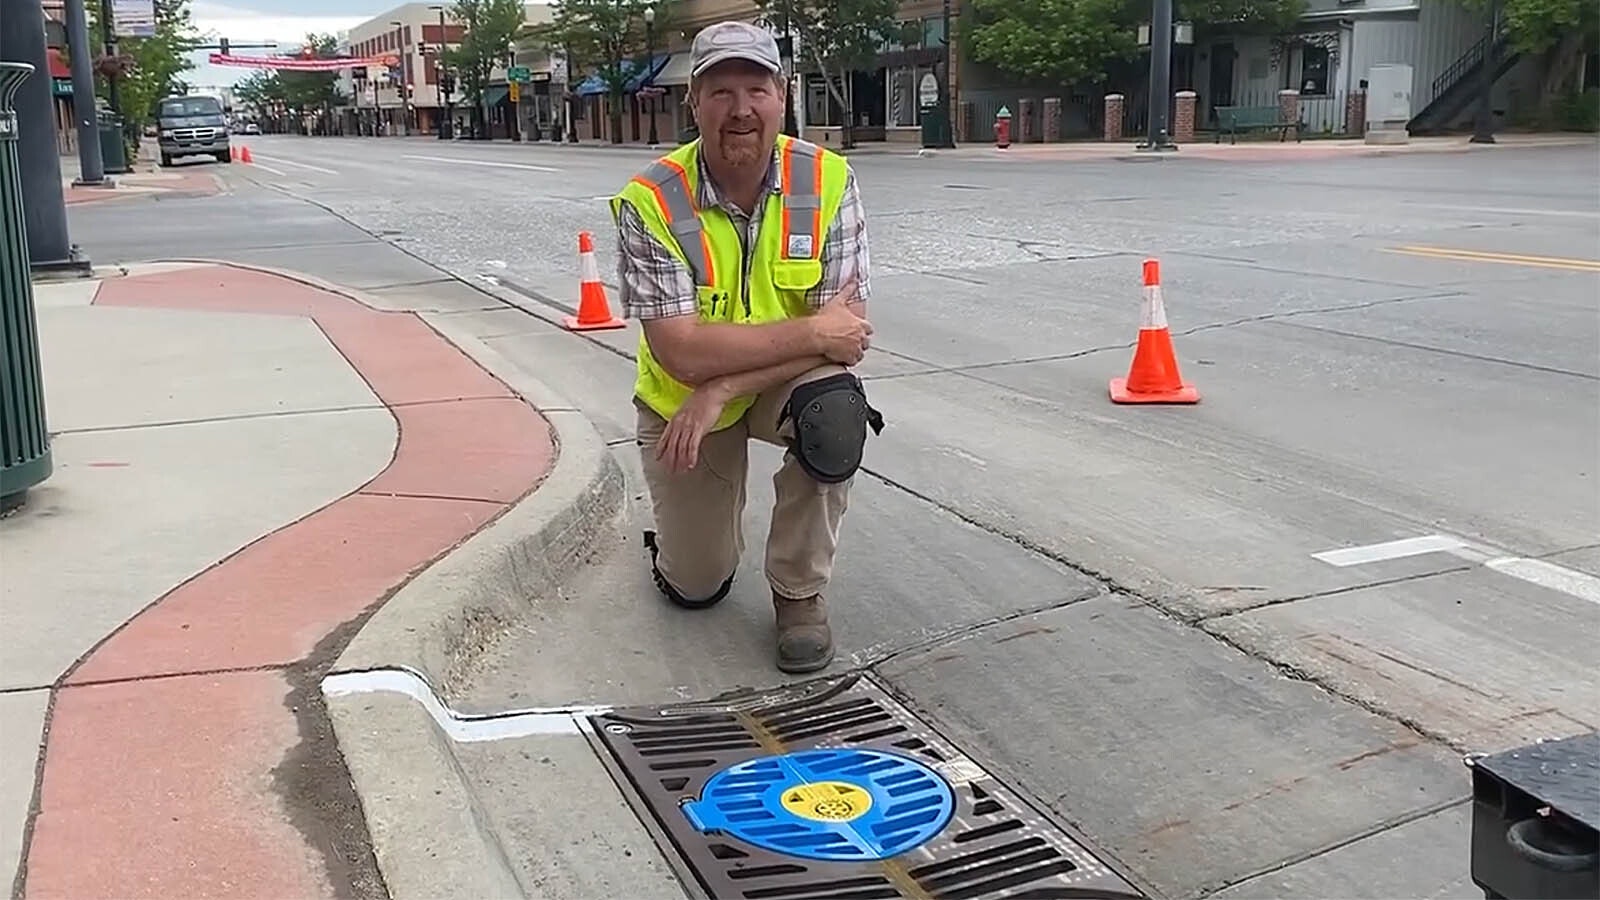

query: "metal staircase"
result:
(1409, 21), (1519, 134)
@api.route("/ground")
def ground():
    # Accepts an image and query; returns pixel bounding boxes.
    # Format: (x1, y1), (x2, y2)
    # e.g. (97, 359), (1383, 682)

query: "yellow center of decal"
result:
(779, 780), (873, 823)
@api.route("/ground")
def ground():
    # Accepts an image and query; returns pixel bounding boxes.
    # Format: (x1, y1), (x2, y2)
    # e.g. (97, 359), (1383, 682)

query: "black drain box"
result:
(1468, 731), (1599, 900)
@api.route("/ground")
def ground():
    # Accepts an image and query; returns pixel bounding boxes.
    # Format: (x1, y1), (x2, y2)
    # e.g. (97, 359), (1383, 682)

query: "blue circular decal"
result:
(680, 748), (956, 861)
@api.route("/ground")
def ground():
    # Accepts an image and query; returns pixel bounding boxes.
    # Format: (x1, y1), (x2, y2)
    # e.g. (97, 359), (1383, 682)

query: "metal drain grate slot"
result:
(934, 860), (1082, 900)
(843, 725), (909, 744)
(588, 674), (1146, 900)
(728, 864), (809, 880)
(951, 820), (1024, 844)
(649, 758), (720, 772)
(739, 875), (896, 898)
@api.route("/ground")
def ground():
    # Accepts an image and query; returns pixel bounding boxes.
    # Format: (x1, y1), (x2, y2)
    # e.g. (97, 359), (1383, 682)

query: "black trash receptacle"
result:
(0, 62), (54, 511)
(98, 112), (128, 174)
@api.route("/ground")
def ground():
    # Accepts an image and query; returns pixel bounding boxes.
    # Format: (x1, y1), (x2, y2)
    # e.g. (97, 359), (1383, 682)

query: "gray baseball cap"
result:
(690, 21), (782, 78)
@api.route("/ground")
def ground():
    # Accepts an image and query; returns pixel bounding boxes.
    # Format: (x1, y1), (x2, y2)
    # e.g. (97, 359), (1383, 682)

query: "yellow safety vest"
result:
(611, 135), (852, 432)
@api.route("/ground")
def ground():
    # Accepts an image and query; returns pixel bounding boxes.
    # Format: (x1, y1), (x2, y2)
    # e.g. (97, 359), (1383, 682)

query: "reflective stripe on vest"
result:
(780, 139), (823, 261)
(630, 157), (717, 285)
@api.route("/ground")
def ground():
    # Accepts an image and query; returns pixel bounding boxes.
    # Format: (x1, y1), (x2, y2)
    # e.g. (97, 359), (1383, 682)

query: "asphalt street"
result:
(67, 133), (1599, 899)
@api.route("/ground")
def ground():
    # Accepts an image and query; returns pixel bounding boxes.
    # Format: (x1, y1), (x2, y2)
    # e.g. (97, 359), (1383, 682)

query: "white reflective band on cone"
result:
(1140, 284), (1169, 330)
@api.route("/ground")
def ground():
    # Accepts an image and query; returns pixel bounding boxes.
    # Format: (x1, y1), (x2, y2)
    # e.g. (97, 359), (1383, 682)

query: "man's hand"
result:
(656, 379), (735, 474)
(810, 282), (873, 367)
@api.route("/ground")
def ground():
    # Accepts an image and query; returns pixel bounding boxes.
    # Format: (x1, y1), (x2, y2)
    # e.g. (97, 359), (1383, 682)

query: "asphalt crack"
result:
(862, 287), (1470, 382)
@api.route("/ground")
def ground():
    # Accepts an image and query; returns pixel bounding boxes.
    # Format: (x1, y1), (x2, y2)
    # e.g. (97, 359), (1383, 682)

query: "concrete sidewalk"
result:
(1, 261), (560, 897)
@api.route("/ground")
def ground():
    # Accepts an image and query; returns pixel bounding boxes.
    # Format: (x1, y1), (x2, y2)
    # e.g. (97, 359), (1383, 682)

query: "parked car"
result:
(156, 94), (231, 166)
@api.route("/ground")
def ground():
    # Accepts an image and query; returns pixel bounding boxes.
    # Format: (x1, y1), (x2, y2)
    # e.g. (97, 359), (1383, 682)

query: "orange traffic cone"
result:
(237, 145), (253, 164)
(1109, 258), (1200, 404)
(564, 231), (626, 332)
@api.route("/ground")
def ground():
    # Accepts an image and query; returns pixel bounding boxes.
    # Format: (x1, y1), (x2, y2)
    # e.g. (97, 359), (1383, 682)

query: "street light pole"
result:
(64, 0), (107, 185)
(644, 6), (659, 146)
(1138, 0), (1177, 151)
(565, 39), (579, 142)
(431, 5), (453, 139)
(1469, 0), (1498, 144)
(391, 20), (411, 135)
(779, 2), (798, 137)
(936, 0), (955, 148)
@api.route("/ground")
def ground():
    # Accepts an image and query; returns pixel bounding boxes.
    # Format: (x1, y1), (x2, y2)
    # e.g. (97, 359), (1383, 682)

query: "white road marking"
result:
(402, 154), (561, 173)
(1311, 534), (1466, 567)
(254, 154), (339, 175)
(321, 667), (612, 742)
(246, 161), (288, 177)
(1484, 557), (1600, 605)
(1311, 533), (1600, 604)
(1422, 204), (1600, 220)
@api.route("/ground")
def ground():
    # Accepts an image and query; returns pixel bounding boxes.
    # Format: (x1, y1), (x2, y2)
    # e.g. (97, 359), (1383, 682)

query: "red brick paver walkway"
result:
(65, 168), (223, 205)
(19, 264), (555, 898)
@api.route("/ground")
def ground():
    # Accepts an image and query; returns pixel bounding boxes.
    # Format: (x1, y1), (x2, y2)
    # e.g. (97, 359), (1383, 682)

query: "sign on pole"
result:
(111, 0), (156, 37)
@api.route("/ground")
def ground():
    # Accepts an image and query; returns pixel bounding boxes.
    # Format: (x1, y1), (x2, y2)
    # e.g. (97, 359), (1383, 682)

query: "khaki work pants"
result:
(637, 364), (853, 602)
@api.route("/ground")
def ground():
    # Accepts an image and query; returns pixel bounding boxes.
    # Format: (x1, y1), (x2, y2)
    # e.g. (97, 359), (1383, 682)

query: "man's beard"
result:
(717, 128), (766, 167)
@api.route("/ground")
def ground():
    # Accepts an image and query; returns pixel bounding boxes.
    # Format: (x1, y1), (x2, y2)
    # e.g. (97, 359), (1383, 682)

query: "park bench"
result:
(1214, 105), (1303, 144)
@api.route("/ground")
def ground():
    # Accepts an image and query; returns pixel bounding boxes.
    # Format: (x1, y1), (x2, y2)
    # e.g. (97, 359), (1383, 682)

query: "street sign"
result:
(508, 80), (521, 103)
(507, 66), (531, 83)
(111, 0), (156, 37)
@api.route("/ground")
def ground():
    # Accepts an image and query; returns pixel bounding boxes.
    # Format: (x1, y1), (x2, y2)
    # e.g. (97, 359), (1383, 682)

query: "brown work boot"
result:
(773, 592), (834, 674)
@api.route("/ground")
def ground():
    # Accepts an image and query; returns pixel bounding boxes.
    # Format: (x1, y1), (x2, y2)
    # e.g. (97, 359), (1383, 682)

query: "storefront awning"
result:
(654, 52), (693, 87)
(576, 54), (669, 96)
(482, 84), (509, 105)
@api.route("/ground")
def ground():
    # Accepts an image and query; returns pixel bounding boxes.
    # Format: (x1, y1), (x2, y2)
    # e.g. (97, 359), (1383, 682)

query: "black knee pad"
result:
(778, 372), (885, 484)
(643, 530), (733, 609)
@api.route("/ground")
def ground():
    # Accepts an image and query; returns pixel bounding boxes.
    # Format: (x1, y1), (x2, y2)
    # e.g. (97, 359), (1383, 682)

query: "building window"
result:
(1300, 44), (1329, 96)
(921, 16), (946, 48)
(888, 65), (936, 126)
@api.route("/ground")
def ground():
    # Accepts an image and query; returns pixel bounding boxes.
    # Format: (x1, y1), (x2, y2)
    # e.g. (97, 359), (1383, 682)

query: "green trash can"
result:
(98, 111), (128, 174)
(0, 62), (54, 512)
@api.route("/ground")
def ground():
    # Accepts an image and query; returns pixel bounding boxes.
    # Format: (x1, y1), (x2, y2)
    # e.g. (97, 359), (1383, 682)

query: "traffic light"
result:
(219, 37), (230, 55)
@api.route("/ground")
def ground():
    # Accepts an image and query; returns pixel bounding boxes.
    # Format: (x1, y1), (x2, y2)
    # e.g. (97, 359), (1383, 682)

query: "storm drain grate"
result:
(587, 673), (1147, 900)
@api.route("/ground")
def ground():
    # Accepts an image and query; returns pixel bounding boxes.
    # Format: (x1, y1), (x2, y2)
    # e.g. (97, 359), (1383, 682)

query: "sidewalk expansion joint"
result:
(355, 489), (506, 506)
(57, 661), (294, 691)
(50, 403), (393, 436)
(863, 288), (1470, 384)
(859, 589), (1104, 673)
(1192, 794), (1472, 898)
(1192, 565), (1479, 623)
(1270, 319), (1600, 381)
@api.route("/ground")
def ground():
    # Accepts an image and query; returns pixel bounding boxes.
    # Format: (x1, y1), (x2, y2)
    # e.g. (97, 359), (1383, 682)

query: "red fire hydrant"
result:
(994, 106), (1012, 149)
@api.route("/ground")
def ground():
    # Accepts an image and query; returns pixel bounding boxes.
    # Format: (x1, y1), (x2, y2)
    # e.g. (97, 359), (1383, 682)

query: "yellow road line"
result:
(1386, 245), (1600, 272)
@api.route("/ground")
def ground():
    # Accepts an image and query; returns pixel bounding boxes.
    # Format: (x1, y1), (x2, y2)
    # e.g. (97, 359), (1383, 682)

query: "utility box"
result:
(1365, 63), (1413, 144)
(1468, 731), (1599, 900)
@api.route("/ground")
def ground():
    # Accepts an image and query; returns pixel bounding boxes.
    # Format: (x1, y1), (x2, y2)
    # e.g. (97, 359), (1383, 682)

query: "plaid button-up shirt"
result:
(614, 144), (872, 322)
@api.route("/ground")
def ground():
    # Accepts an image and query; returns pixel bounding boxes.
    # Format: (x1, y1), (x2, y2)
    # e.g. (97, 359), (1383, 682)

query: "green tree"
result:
(965, 0), (1302, 88)
(1464, 0), (1598, 123)
(228, 35), (347, 133)
(442, 0), (529, 138)
(753, 0), (900, 149)
(536, 0), (663, 144)
(89, 0), (201, 148)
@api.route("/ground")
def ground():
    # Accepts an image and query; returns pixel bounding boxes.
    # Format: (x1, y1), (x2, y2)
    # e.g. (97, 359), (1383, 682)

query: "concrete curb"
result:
(320, 307), (627, 900)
